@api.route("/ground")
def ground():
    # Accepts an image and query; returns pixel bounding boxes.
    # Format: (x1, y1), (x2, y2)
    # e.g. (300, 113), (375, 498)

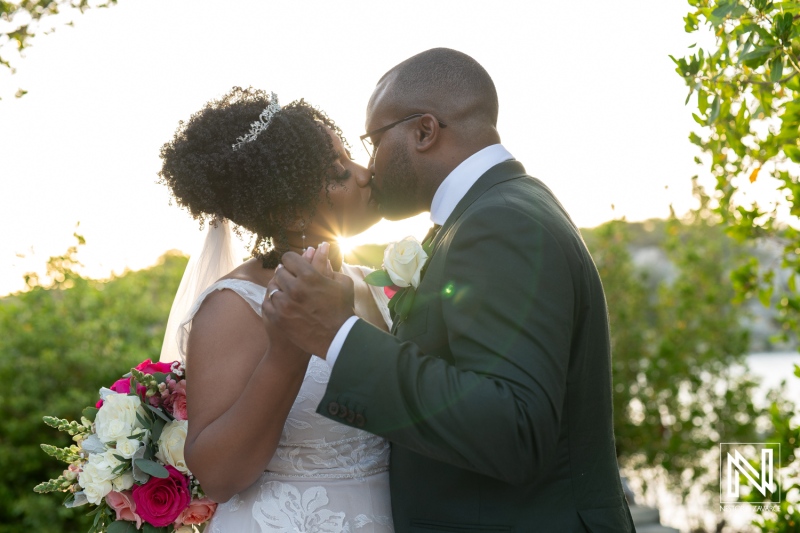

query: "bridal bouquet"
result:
(34, 359), (216, 533)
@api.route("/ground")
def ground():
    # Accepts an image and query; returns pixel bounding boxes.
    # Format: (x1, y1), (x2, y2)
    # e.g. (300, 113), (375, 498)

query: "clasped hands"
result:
(261, 242), (356, 358)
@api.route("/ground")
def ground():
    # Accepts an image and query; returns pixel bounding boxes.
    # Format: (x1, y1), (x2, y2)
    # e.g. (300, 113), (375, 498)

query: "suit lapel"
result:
(427, 159), (528, 258)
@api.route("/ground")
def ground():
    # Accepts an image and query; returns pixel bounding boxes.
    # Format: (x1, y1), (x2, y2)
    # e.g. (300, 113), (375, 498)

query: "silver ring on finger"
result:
(268, 288), (281, 302)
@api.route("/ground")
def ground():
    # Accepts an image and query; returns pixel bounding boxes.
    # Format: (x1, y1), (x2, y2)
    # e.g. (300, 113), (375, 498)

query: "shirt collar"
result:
(429, 144), (514, 225)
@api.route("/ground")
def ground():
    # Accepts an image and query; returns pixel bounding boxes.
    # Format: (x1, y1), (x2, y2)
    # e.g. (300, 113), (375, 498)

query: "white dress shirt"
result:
(325, 144), (515, 367)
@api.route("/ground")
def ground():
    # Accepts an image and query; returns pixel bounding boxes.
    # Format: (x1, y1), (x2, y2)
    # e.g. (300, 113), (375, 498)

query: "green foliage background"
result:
(0, 240), (186, 532)
(673, 1), (800, 529)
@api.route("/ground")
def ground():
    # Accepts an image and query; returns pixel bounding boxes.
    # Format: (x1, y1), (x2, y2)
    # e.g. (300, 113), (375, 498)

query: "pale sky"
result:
(1, 0), (706, 296)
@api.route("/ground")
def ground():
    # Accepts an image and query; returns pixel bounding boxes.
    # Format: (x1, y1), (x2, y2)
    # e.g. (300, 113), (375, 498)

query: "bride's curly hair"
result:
(158, 87), (346, 268)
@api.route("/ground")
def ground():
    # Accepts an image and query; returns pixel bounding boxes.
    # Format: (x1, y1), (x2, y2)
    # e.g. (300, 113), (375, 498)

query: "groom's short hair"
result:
(380, 48), (499, 127)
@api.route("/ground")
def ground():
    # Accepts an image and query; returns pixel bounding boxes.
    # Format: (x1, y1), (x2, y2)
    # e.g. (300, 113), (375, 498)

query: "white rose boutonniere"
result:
(365, 235), (430, 322)
(384, 236), (428, 289)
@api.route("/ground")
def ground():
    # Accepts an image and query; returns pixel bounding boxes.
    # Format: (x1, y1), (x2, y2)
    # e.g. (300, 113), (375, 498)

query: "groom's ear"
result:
(415, 114), (442, 153)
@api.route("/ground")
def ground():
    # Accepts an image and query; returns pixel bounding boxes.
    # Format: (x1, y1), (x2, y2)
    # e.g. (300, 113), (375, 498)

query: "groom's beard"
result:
(374, 143), (423, 220)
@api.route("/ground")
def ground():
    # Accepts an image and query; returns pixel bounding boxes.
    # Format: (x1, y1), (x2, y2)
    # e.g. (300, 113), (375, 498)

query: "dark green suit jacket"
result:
(318, 160), (635, 532)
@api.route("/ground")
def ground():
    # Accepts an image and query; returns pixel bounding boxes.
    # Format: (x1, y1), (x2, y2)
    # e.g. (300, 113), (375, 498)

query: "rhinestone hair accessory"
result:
(231, 92), (281, 151)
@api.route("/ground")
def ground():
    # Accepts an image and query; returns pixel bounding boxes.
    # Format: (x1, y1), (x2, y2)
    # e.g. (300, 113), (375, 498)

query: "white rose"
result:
(81, 480), (112, 505)
(111, 470), (134, 491)
(115, 437), (142, 459)
(95, 393), (143, 444)
(81, 453), (115, 484)
(78, 455), (114, 504)
(156, 419), (189, 474)
(383, 236), (428, 289)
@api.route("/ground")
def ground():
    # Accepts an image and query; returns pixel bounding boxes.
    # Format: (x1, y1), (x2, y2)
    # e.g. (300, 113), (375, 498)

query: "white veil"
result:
(159, 220), (241, 363)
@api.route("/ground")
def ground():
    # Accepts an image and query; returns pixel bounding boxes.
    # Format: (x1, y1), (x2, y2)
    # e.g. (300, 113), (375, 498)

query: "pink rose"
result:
(111, 377), (133, 394)
(106, 490), (143, 529)
(168, 379), (187, 421)
(135, 359), (173, 375)
(175, 497), (217, 526)
(132, 466), (191, 527)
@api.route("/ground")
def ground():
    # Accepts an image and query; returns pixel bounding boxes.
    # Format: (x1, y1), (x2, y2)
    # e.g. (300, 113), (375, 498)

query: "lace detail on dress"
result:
(251, 481), (393, 533)
(252, 482), (346, 532)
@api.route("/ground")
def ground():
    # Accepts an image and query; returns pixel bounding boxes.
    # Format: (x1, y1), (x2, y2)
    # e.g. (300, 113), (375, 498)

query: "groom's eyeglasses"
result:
(360, 114), (447, 160)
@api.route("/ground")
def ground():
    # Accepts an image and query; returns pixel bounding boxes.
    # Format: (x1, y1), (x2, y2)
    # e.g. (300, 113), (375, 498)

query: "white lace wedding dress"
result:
(180, 264), (394, 533)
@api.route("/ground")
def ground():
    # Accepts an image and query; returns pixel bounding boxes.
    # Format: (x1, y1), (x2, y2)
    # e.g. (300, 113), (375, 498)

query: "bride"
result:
(157, 87), (393, 532)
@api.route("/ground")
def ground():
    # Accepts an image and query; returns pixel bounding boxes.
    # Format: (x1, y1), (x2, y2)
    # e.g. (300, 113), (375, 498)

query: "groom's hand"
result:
(262, 242), (355, 357)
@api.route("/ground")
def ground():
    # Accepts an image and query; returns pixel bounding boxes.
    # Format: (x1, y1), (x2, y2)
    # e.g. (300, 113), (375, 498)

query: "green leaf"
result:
(150, 418), (166, 443)
(758, 285), (773, 307)
(708, 96), (720, 124)
(730, 4), (747, 17)
(739, 45), (775, 63)
(146, 403), (172, 424)
(108, 521), (139, 533)
(136, 410), (152, 430)
(394, 287), (416, 321)
(711, 2), (736, 20)
(141, 523), (169, 533)
(783, 145), (800, 163)
(770, 57), (784, 83)
(364, 270), (393, 287)
(82, 406), (99, 422)
(134, 459), (169, 479)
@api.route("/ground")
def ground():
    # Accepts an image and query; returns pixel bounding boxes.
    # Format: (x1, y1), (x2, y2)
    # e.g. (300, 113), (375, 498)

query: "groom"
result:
(264, 48), (635, 532)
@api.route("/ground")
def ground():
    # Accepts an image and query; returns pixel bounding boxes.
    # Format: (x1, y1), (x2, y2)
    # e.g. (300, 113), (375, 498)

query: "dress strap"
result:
(177, 279), (267, 360)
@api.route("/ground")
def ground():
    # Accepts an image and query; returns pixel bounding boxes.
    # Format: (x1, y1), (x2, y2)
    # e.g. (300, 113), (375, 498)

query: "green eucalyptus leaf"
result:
(141, 523), (168, 533)
(134, 459), (169, 479)
(146, 403), (172, 424)
(108, 520), (139, 533)
(136, 411), (152, 430)
(107, 520), (139, 533)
